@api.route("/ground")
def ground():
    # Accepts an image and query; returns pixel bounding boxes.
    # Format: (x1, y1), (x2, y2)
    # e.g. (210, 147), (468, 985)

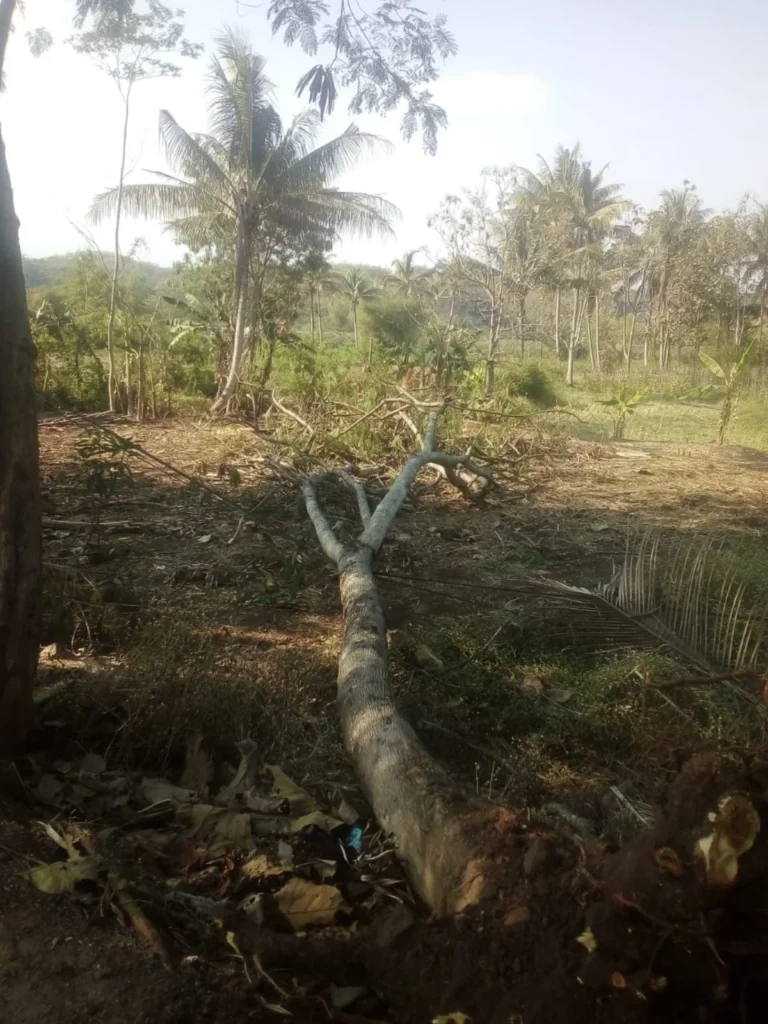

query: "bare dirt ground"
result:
(2, 416), (768, 1024)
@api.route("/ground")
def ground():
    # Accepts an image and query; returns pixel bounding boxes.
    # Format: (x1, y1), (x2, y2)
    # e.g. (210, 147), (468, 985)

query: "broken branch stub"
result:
(300, 411), (500, 912)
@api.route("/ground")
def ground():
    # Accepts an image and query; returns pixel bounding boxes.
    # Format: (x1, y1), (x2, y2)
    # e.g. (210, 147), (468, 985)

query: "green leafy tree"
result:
(645, 183), (708, 367)
(265, 0), (457, 154)
(362, 293), (422, 371)
(746, 202), (768, 346)
(431, 169), (519, 395)
(89, 29), (397, 414)
(72, 1), (201, 414)
(505, 202), (558, 359)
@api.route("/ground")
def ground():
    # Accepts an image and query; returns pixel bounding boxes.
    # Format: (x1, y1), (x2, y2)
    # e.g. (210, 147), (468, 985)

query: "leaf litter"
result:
(22, 736), (414, 1019)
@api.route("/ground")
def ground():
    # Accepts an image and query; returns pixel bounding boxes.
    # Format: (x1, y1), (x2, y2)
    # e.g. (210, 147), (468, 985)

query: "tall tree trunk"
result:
(316, 292), (324, 346)
(517, 294), (526, 359)
(124, 342), (132, 416)
(352, 303), (359, 348)
(554, 286), (561, 357)
(565, 286), (580, 386)
(484, 312), (499, 396)
(760, 282), (766, 349)
(0, 0), (15, 88)
(211, 224), (250, 415)
(106, 84), (133, 414)
(136, 337), (145, 422)
(309, 288), (315, 344)
(585, 296), (595, 370)
(259, 337), (277, 389)
(335, 545), (483, 911)
(594, 291), (601, 373)
(0, 122), (42, 758)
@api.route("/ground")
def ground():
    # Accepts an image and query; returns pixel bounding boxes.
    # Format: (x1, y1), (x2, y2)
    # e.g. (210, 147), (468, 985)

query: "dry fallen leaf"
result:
(290, 810), (344, 834)
(29, 855), (100, 894)
(265, 765), (316, 816)
(520, 675), (545, 695)
(241, 854), (286, 880)
(276, 877), (346, 930)
(576, 927), (598, 953)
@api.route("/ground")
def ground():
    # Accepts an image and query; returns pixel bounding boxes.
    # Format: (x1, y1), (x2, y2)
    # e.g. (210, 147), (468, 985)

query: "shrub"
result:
(502, 363), (557, 407)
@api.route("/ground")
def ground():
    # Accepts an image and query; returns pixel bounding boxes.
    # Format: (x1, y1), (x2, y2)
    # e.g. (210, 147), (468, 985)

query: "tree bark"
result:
(553, 286), (560, 357)
(485, 310), (500, 395)
(0, 0), (15, 86)
(760, 282), (766, 349)
(211, 222), (250, 415)
(0, 124), (42, 758)
(565, 287), (581, 386)
(106, 84), (133, 414)
(585, 296), (595, 370)
(594, 291), (601, 373)
(316, 291), (324, 346)
(299, 418), (497, 911)
(517, 294), (525, 359)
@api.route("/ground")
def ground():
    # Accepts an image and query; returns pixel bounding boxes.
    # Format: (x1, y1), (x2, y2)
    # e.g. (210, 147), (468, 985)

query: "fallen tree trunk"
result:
(296, 410), (768, 1019)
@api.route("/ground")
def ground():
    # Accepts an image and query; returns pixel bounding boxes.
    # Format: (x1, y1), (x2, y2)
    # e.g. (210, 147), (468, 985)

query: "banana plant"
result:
(597, 386), (648, 439)
(699, 341), (755, 443)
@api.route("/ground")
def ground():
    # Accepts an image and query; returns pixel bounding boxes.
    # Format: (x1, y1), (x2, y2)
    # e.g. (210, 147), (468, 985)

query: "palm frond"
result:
(167, 211), (235, 249)
(270, 190), (399, 240)
(158, 111), (234, 195)
(89, 182), (206, 224)
(504, 531), (768, 683)
(207, 28), (273, 168)
(279, 124), (393, 189)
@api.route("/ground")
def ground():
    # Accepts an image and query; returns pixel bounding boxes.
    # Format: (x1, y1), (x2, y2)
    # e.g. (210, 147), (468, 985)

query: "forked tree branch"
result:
(300, 409), (492, 559)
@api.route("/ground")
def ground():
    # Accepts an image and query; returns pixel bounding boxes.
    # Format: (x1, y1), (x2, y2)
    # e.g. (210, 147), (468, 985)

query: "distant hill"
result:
(22, 253), (393, 292)
(22, 254), (173, 290)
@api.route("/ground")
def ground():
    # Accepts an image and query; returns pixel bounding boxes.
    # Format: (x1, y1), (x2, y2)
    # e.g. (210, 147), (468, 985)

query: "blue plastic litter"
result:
(345, 826), (363, 854)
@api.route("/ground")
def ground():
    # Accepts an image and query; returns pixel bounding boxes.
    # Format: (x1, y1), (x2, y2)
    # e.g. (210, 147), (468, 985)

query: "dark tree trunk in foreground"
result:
(0, 125), (42, 758)
(293, 410), (768, 1019)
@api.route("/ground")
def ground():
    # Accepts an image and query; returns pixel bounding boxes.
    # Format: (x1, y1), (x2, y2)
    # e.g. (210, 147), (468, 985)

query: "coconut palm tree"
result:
(387, 249), (432, 298)
(334, 268), (377, 350)
(89, 28), (397, 414)
(646, 184), (708, 366)
(521, 144), (628, 383)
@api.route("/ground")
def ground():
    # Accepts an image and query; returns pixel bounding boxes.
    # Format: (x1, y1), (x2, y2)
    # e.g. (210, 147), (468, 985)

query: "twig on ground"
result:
(270, 392), (316, 443)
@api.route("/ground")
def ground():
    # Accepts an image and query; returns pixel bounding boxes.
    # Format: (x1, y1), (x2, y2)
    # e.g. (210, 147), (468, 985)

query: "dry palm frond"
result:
(509, 530), (768, 679)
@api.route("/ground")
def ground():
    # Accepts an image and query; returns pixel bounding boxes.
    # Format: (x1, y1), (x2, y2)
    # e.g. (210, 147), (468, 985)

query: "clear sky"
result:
(2, 0), (767, 269)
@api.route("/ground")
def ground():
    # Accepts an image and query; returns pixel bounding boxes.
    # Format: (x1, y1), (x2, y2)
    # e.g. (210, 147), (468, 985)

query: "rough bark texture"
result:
(336, 545), (496, 912)
(211, 221), (250, 415)
(0, 126), (42, 758)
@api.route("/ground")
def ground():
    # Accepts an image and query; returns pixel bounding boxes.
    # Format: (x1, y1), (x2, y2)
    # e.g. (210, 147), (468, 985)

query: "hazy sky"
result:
(2, 0), (767, 269)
